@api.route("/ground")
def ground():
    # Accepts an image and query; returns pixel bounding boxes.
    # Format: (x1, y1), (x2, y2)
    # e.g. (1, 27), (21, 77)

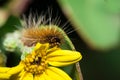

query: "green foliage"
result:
(0, 15), (21, 66)
(58, 0), (120, 49)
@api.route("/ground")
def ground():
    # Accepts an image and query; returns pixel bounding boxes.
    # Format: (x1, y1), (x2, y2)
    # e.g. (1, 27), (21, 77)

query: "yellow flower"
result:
(0, 43), (82, 80)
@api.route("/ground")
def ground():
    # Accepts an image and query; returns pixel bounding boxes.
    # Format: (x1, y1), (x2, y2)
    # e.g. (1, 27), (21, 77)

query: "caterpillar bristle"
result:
(21, 9), (67, 47)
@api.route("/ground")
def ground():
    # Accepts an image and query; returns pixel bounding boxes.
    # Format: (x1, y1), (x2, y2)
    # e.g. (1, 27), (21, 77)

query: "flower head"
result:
(3, 31), (21, 52)
(0, 43), (82, 80)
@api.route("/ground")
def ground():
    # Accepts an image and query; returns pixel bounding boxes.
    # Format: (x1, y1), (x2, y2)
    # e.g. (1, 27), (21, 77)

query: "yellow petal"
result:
(0, 67), (11, 79)
(48, 60), (80, 66)
(20, 72), (33, 80)
(34, 43), (49, 56)
(44, 72), (53, 80)
(18, 70), (26, 77)
(36, 74), (45, 80)
(0, 67), (11, 72)
(0, 63), (24, 79)
(37, 72), (52, 80)
(34, 43), (49, 51)
(34, 43), (42, 50)
(45, 67), (72, 80)
(46, 46), (60, 54)
(47, 50), (82, 66)
(0, 73), (11, 79)
(7, 63), (24, 75)
(19, 71), (26, 80)
(34, 75), (40, 80)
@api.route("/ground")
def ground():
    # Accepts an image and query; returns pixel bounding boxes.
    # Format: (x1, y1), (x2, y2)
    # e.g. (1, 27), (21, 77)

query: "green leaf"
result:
(58, 0), (120, 49)
(58, 27), (83, 80)
(0, 15), (21, 66)
(106, 0), (120, 13)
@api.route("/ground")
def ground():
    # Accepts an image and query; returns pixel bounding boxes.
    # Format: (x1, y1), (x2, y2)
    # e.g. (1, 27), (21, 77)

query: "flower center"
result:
(23, 53), (47, 75)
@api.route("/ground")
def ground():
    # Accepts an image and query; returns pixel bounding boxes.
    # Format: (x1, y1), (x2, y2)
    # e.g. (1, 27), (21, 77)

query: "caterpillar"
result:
(21, 13), (65, 48)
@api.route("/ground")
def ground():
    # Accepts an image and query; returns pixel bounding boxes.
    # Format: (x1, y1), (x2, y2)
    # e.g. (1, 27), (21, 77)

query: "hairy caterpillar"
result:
(21, 13), (65, 47)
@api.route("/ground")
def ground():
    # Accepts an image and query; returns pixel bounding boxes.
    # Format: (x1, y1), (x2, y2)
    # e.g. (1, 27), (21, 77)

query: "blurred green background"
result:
(0, 0), (120, 80)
